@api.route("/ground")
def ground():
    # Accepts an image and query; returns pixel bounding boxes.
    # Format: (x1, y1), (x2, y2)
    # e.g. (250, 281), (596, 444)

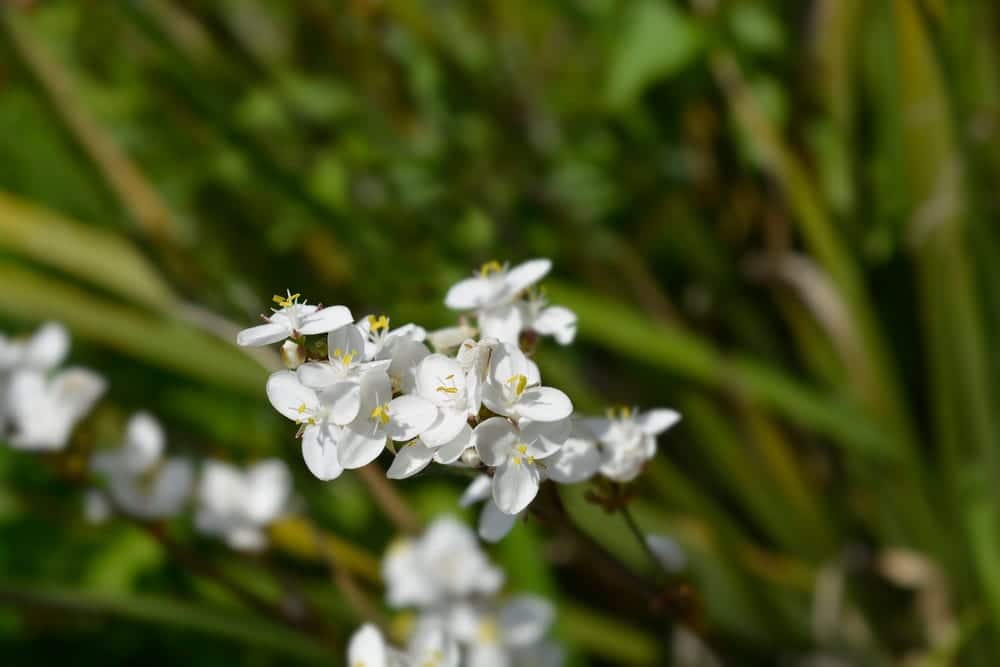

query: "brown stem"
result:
(357, 463), (421, 535)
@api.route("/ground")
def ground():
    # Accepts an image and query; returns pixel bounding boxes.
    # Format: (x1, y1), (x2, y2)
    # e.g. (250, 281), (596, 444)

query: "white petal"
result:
(532, 305), (577, 345)
(326, 322), (366, 361)
(349, 625), (388, 667)
(459, 474), (493, 507)
(386, 440), (435, 479)
(517, 386), (572, 422)
(415, 354), (465, 404)
(266, 371), (319, 422)
(24, 322), (69, 369)
(479, 501), (518, 542)
(492, 459), (541, 515)
(474, 417), (517, 467)
(245, 459), (291, 523)
(385, 394), (437, 441)
(296, 361), (340, 388)
(385, 339), (430, 393)
(545, 424), (600, 483)
(445, 276), (491, 310)
(122, 412), (164, 473)
(505, 258), (551, 293)
(581, 417), (613, 441)
(433, 423), (473, 463)
(520, 417), (571, 458)
(478, 302), (524, 344)
(499, 595), (554, 646)
(237, 321), (290, 346)
(338, 421), (387, 468)
(302, 425), (344, 481)
(358, 368), (393, 413)
(319, 381), (361, 425)
(298, 305), (354, 335)
(647, 534), (687, 572)
(421, 408), (469, 448)
(636, 408), (682, 436)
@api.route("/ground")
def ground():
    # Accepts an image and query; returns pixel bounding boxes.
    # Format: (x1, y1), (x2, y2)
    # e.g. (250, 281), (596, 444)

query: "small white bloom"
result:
(0, 322), (70, 372)
(583, 407), (681, 482)
(414, 353), (474, 450)
(452, 596), (559, 667)
(357, 314), (426, 361)
(237, 291), (353, 347)
(474, 417), (569, 515)
(382, 516), (504, 608)
(427, 322), (478, 353)
(266, 370), (346, 481)
(347, 623), (459, 667)
(519, 299), (577, 346)
(91, 412), (193, 520)
(445, 259), (551, 345)
(195, 459), (292, 551)
(5, 367), (105, 451)
(543, 421), (601, 484)
(481, 344), (572, 423)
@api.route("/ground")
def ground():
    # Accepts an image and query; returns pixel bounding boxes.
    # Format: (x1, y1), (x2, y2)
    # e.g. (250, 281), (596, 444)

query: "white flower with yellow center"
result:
(474, 417), (570, 515)
(450, 596), (559, 667)
(583, 407), (681, 482)
(445, 259), (552, 344)
(481, 344), (572, 423)
(517, 293), (577, 346)
(90, 412), (193, 520)
(541, 420), (601, 484)
(266, 370), (346, 481)
(412, 353), (475, 457)
(237, 290), (353, 346)
(4, 366), (106, 451)
(347, 623), (458, 667)
(195, 459), (291, 551)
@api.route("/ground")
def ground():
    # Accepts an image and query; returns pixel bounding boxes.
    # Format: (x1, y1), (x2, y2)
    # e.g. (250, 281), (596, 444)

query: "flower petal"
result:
(348, 625), (388, 667)
(266, 371), (319, 422)
(386, 395), (437, 441)
(532, 305), (577, 345)
(517, 386), (572, 422)
(245, 459), (291, 523)
(505, 258), (551, 293)
(636, 408), (681, 436)
(387, 440), (436, 479)
(326, 322), (366, 361)
(302, 425), (344, 481)
(298, 305), (354, 335)
(445, 276), (491, 310)
(520, 417), (571, 458)
(545, 424), (600, 483)
(421, 408), (468, 448)
(491, 459), (540, 515)
(24, 322), (69, 369)
(319, 380), (361, 425)
(478, 302), (523, 344)
(479, 501), (518, 542)
(459, 474), (493, 507)
(237, 321), (290, 347)
(433, 423), (473, 463)
(474, 417), (517, 466)
(499, 595), (555, 646)
(338, 421), (387, 468)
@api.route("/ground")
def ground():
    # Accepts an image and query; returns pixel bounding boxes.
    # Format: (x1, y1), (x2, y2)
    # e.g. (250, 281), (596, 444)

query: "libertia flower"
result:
(583, 407), (681, 482)
(236, 290), (353, 346)
(195, 459), (292, 550)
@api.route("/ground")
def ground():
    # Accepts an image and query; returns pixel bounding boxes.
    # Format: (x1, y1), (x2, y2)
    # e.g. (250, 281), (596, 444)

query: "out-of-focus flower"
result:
(583, 407), (681, 482)
(459, 474), (519, 543)
(5, 367), (105, 451)
(195, 459), (291, 550)
(543, 421), (601, 484)
(347, 623), (459, 667)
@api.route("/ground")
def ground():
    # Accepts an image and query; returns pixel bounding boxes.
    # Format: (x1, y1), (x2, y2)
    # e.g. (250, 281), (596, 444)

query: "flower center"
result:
(479, 260), (503, 277)
(370, 403), (391, 425)
(506, 374), (528, 398)
(272, 291), (301, 309)
(512, 443), (536, 466)
(332, 348), (356, 368)
(367, 314), (390, 333)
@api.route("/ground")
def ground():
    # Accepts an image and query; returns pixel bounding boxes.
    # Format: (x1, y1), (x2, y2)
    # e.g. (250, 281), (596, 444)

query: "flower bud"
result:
(280, 339), (306, 369)
(460, 447), (481, 467)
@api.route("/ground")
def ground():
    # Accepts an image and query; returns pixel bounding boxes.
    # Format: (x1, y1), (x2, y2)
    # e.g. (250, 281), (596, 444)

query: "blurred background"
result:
(1, 0), (999, 664)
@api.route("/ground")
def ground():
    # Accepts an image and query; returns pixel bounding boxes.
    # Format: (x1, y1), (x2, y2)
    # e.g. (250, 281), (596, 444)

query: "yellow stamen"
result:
(479, 260), (503, 277)
(507, 374), (528, 397)
(517, 444), (527, 454)
(436, 386), (459, 394)
(296, 403), (307, 415)
(367, 314), (390, 332)
(333, 347), (342, 357)
(370, 403), (391, 425)
(272, 292), (301, 308)
(478, 619), (499, 643)
(512, 455), (522, 465)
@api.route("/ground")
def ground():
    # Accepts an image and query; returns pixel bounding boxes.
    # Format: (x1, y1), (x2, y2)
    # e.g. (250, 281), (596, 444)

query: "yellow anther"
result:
(444, 374), (454, 380)
(296, 403), (308, 415)
(478, 619), (499, 643)
(367, 314), (390, 332)
(527, 455), (535, 464)
(272, 292), (301, 308)
(436, 385), (459, 394)
(480, 260), (503, 277)
(517, 444), (527, 454)
(333, 348), (342, 357)
(370, 403), (391, 425)
(341, 351), (355, 366)
(512, 455), (522, 465)
(507, 374), (528, 397)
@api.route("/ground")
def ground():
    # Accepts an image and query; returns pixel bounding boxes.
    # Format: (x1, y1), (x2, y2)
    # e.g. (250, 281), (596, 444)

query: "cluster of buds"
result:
(349, 516), (563, 667)
(242, 259), (681, 542)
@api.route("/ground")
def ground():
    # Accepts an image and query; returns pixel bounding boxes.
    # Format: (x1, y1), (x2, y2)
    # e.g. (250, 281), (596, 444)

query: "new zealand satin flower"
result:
(237, 290), (353, 346)
(195, 459), (292, 550)
(583, 407), (681, 482)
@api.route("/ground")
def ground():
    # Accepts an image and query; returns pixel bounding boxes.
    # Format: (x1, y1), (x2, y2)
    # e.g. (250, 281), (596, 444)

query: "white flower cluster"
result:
(86, 412), (293, 551)
(349, 516), (562, 667)
(0, 322), (105, 451)
(242, 259), (681, 543)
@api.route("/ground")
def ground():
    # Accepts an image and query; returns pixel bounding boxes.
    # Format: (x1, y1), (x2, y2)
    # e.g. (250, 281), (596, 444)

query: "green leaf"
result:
(605, 0), (703, 109)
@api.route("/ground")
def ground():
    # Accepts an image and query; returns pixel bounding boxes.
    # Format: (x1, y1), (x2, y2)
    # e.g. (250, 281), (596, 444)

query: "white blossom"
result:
(481, 344), (572, 423)
(451, 596), (561, 667)
(237, 291), (353, 347)
(583, 407), (681, 482)
(5, 367), (105, 451)
(543, 421), (601, 484)
(460, 474), (519, 543)
(347, 623), (459, 667)
(195, 459), (291, 550)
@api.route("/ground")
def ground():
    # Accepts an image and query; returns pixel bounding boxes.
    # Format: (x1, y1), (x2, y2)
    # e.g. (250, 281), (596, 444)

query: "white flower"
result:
(474, 417), (569, 515)
(237, 291), (353, 346)
(583, 407), (681, 482)
(0, 322), (70, 372)
(413, 353), (475, 452)
(267, 370), (347, 481)
(451, 596), (559, 667)
(445, 259), (551, 344)
(347, 623), (459, 667)
(357, 314), (426, 361)
(5, 367), (105, 451)
(518, 299), (577, 346)
(459, 474), (519, 543)
(427, 322), (478, 352)
(481, 344), (572, 423)
(90, 412), (193, 520)
(542, 421), (601, 484)
(382, 516), (504, 609)
(195, 459), (291, 551)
